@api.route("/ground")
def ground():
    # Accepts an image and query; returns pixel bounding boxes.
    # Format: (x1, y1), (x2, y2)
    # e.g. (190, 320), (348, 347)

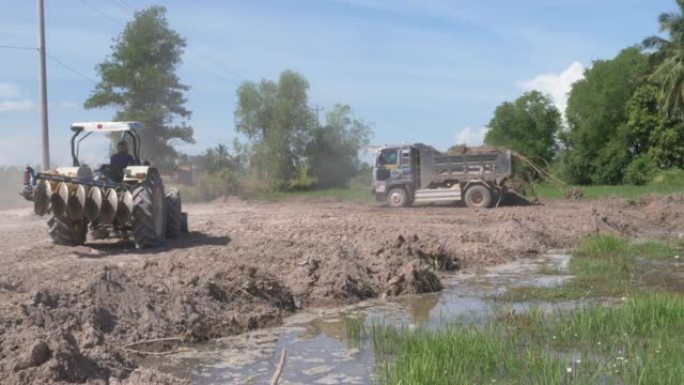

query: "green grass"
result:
(354, 234), (684, 384)
(499, 235), (681, 301)
(532, 168), (684, 200)
(534, 183), (683, 200)
(370, 293), (684, 385)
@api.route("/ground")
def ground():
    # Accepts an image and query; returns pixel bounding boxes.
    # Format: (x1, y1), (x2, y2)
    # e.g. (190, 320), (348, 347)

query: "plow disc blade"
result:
(116, 191), (133, 224)
(67, 184), (86, 221)
(99, 189), (119, 225)
(85, 187), (103, 222)
(51, 182), (69, 217)
(34, 181), (51, 216)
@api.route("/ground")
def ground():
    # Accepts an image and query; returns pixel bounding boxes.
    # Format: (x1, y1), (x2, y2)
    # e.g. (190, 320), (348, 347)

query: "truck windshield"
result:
(377, 149), (398, 166)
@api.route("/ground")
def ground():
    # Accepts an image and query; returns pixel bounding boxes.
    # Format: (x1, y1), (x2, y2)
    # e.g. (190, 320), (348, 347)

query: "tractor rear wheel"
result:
(165, 188), (183, 238)
(47, 211), (87, 246)
(132, 172), (166, 248)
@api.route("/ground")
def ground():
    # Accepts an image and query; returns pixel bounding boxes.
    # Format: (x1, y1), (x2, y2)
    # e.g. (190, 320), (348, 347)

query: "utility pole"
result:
(38, 0), (50, 170)
(310, 104), (324, 125)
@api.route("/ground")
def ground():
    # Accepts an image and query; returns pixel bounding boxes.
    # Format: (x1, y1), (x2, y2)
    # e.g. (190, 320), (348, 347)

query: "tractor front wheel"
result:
(165, 188), (183, 238)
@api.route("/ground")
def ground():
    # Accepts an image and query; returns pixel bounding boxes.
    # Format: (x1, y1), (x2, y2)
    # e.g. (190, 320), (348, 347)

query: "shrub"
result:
(623, 155), (658, 185)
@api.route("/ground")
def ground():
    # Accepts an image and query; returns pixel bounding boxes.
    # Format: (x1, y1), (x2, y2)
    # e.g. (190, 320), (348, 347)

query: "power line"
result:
(187, 50), (247, 83)
(77, 0), (125, 27)
(1, 44), (97, 84)
(46, 54), (98, 84)
(111, 0), (135, 13)
(0, 44), (38, 51)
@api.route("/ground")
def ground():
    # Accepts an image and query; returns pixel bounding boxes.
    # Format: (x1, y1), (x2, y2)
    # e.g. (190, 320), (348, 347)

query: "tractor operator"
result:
(110, 140), (136, 168)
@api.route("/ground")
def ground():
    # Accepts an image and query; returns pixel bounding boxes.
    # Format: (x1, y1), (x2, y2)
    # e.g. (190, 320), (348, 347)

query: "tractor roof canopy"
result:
(69, 122), (144, 167)
(71, 121), (144, 132)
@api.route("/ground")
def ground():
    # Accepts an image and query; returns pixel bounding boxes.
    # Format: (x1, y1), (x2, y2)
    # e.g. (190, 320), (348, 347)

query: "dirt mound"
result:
(4, 330), (114, 385)
(2, 263), (294, 384)
(643, 194), (684, 232)
(488, 216), (549, 254)
(373, 234), (461, 271)
(582, 206), (640, 237)
(373, 235), (453, 296)
(383, 260), (442, 297)
(286, 235), (454, 306)
(300, 248), (376, 305)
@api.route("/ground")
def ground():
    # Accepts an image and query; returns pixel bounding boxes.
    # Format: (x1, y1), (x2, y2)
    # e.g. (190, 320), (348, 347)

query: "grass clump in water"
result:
(373, 293), (684, 385)
(499, 235), (681, 301)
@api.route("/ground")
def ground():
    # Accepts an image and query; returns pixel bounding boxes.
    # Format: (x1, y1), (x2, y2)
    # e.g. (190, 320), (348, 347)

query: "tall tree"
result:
(643, 0), (684, 118)
(85, 6), (193, 168)
(484, 91), (561, 164)
(235, 70), (316, 190)
(561, 47), (649, 184)
(626, 85), (684, 168)
(307, 104), (372, 188)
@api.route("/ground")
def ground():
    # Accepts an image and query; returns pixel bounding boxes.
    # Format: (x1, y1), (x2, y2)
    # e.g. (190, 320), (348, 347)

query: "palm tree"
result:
(644, 0), (684, 119)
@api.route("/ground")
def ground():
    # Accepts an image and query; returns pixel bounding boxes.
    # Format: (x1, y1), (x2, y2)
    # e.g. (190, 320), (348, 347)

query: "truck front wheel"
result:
(464, 185), (492, 208)
(387, 188), (409, 208)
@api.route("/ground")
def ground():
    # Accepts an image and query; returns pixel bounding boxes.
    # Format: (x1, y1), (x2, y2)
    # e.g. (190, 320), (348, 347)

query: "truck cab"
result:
(372, 144), (512, 208)
(373, 145), (419, 204)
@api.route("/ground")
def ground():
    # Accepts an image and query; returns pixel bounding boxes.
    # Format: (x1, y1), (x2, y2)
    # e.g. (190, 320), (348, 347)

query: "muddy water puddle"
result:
(147, 253), (574, 384)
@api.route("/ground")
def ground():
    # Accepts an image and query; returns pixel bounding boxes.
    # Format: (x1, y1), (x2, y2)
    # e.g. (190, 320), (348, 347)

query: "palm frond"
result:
(643, 35), (671, 50)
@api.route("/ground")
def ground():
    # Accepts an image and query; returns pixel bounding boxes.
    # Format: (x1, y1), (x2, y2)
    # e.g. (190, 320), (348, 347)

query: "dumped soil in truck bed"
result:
(0, 195), (682, 384)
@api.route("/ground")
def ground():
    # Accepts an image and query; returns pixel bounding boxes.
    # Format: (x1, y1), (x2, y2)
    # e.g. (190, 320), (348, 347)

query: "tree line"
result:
(85, 2), (684, 199)
(84, 6), (371, 198)
(485, 1), (684, 185)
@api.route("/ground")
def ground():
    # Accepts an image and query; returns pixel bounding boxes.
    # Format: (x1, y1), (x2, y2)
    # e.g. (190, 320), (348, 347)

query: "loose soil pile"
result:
(0, 194), (682, 384)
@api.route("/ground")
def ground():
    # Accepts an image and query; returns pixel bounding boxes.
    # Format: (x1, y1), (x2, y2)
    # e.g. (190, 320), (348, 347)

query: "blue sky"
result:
(0, 0), (675, 167)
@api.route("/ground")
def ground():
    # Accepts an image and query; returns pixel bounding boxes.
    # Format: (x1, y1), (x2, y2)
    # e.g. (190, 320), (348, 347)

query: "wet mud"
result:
(0, 194), (682, 384)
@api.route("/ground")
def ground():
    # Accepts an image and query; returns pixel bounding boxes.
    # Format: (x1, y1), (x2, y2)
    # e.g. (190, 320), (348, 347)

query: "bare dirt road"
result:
(1, 195), (682, 384)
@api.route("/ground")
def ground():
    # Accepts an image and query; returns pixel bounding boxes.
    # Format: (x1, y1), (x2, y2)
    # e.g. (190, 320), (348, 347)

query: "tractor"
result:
(21, 121), (187, 248)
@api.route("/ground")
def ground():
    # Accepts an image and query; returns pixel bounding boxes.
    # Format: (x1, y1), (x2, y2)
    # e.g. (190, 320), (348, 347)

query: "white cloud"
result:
(0, 100), (35, 112)
(0, 83), (21, 98)
(518, 61), (585, 114)
(0, 82), (35, 113)
(454, 126), (489, 146)
(51, 101), (80, 110)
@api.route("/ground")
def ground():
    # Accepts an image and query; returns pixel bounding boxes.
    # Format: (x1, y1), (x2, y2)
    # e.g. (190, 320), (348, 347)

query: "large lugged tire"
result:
(132, 172), (166, 248)
(165, 188), (182, 238)
(464, 184), (493, 208)
(387, 187), (409, 208)
(47, 212), (87, 246)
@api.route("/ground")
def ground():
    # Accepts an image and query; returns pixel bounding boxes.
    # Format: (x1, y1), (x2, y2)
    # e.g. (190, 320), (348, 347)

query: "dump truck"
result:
(21, 121), (187, 248)
(372, 144), (513, 208)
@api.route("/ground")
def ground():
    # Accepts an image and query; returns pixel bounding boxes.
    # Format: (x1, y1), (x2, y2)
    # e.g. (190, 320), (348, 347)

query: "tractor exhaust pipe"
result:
(33, 180), (51, 216)
(99, 189), (118, 225)
(85, 187), (103, 222)
(67, 184), (86, 220)
(116, 190), (133, 224)
(51, 182), (69, 216)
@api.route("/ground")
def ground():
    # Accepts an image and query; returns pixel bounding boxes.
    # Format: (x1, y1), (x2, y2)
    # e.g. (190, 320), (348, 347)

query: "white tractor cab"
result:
(22, 121), (187, 248)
